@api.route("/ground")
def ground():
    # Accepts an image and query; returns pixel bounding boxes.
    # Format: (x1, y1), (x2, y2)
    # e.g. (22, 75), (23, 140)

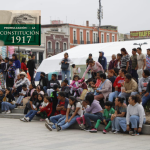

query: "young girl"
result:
(20, 94), (43, 122)
(24, 91), (38, 114)
(1, 88), (16, 114)
(36, 85), (44, 95)
(70, 75), (84, 97)
(56, 96), (82, 131)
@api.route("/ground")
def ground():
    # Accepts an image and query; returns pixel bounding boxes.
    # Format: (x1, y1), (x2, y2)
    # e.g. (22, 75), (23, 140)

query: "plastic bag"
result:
(27, 72), (31, 81)
(78, 67), (81, 73)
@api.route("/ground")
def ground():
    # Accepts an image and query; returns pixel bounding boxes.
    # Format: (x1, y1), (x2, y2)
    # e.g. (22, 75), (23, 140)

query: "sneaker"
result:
(2, 111), (6, 114)
(113, 130), (119, 134)
(109, 130), (115, 133)
(20, 118), (26, 122)
(45, 123), (52, 131)
(24, 117), (30, 122)
(89, 128), (97, 133)
(131, 131), (139, 136)
(84, 126), (92, 131)
(6, 110), (11, 114)
(45, 118), (50, 124)
(79, 124), (85, 130)
(56, 125), (61, 132)
(103, 129), (107, 134)
(129, 130), (133, 135)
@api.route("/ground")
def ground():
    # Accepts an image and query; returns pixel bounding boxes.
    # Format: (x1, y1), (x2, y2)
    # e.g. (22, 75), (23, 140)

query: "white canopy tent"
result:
(37, 39), (150, 74)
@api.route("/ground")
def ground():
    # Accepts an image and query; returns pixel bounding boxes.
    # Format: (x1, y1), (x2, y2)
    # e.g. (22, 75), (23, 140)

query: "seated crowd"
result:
(0, 47), (150, 136)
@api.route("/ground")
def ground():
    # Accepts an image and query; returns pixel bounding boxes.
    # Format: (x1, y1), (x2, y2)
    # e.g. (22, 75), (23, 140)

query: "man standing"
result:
(146, 48), (150, 72)
(86, 54), (93, 78)
(130, 48), (138, 82)
(137, 47), (146, 78)
(98, 51), (107, 72)
(108, 54), (116, 70)
(27, 54), (36, 84)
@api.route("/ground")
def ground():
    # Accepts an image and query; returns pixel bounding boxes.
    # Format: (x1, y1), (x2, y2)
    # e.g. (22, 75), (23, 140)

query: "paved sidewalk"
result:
(0, 118), (150, 150)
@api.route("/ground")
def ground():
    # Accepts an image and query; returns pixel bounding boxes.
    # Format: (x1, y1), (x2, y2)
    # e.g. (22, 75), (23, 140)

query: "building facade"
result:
(42, 21), (118, 57)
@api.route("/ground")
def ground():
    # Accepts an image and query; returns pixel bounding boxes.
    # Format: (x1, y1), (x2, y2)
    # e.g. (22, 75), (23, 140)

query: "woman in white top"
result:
(55, 96), (82, 131)
(126, 95), (146, 135)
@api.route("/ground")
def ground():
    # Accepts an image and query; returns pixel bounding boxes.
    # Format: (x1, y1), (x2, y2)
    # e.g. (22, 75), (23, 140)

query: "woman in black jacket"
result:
(39, 72), (48, 93)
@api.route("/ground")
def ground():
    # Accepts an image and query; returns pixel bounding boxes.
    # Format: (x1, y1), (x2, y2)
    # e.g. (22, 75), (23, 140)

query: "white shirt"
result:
(67, 102), (82, 116)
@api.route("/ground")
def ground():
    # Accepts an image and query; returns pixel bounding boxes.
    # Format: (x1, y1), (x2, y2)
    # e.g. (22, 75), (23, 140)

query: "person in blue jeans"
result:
(142, 81), (150, 107)
(126, 95), (146, 136)
(1, 102), (16, 114)
(56, 96), (81, 131)
(111, 97), (127, 134)
(20, 94), (43, 122)
(60, 53), (72, 85)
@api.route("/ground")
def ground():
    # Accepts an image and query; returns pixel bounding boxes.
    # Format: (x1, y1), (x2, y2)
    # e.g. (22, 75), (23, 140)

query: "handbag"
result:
(61, 59), (69, 70)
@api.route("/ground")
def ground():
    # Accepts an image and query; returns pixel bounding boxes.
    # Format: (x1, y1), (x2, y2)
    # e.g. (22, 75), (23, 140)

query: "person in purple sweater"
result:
(83, 93), (103, 131)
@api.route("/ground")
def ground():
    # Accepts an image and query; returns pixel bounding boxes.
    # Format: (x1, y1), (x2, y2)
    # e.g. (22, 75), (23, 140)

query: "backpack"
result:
(61, 59), (69, 70)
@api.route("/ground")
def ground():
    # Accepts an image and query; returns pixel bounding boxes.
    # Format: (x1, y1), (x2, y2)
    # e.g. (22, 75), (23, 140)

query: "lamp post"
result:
(97, 0), (103, 43)
(133, 42), (147, 48)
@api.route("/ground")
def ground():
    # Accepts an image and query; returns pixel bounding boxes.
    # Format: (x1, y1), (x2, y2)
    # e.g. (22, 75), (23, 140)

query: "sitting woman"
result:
(126, 95), (146, 135)
(20, 93), (43, 122)
(107, 69), (117, 92)
(111, 97), (127, 134)
(69, 75), (84, 97)
(27, 84), (36, 97)
(24, 91), (38, 114)
(55, 96), (82, 131)
(36, 85), (44, 95)
(94, 73), (112, 102)
(1, 88), (16, 114)
(83, 93), (103, 131)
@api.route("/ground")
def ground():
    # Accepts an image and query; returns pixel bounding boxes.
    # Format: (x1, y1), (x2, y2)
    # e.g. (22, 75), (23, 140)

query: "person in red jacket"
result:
(108, 69), (127, 102)
(37, 96), (53, 119)
(21, 58), (27, 73)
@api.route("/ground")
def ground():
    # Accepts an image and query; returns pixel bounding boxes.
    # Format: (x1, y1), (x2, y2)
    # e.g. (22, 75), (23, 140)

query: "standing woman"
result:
(120, 48), (130, 71)
(12, 54), (21, 80)
(0, 55), (5, 88)
(21, 58), (27, 73)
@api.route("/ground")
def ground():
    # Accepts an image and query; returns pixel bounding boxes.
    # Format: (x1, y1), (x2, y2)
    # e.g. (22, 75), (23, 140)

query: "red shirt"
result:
(21, 62), (27, 71)
(40, 103), (53, 117)
(59, 101), (66, 115)
(113, 76), (125, 92)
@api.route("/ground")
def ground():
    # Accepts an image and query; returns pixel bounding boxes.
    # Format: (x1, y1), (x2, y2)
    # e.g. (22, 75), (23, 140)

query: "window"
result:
(101, 34), (104, 43)
(87, 32), (89, 41)
(47, 41), (51, 49)
(63, 43), (67, 51)
(96, 33), (98, 43)
(107, 34), (109, 42)
(112, 35), (115, 42)
(80, 31), (83, 41)
(73, 30), (76, 40)
(93, 33), (96, 42)
(56, 42), (59, 49)
(39, 52), (43, 64)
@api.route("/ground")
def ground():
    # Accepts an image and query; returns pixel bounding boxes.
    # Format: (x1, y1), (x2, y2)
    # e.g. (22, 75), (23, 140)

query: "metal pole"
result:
(98, 0), (101, 43)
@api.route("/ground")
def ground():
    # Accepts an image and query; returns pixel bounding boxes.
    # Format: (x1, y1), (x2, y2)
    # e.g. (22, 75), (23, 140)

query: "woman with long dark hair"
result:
(12, 54), (21, 80)
(21, 58), (27, 73)
(120, 48), (130, 71)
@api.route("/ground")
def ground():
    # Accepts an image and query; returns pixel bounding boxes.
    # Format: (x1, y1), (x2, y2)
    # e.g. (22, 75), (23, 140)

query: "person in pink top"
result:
(82, 60), (104, 79)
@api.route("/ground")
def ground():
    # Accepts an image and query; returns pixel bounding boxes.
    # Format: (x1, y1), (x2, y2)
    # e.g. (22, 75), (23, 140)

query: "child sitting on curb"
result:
(90, 101), (115, 134)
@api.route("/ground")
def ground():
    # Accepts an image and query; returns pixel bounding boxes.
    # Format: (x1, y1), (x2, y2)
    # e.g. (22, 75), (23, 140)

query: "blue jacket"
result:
(14, 60), (21, 69)
(98, 51), (107, 70)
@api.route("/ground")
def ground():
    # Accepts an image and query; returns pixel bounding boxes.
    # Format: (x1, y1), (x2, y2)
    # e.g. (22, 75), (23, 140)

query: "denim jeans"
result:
(131, 69), (138, 83)
(47, 89), (54, 97)
(43, 86), (47, 93)
(108, 91), (121, 102)
(62, 70), (70, 85)
(84, 112), (103, 127)
(112, 117), (126, 131)
(1, 102), (16, 111)
(57, 115), (80, 130)
(25, 110), (38, 121)
(16, 96), (24, 104)
(118, 92), (138, 103)
(119, 116), (146, 131)
(142, 93), (150, 107)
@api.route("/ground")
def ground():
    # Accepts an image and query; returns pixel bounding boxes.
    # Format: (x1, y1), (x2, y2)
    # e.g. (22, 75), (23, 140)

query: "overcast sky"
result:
(1, 0), (150, 33)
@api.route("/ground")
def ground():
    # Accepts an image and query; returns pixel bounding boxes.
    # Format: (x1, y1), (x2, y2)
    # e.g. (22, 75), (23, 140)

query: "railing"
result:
(87, 41), (90, 44)
(47, 48), (54, 53)
(55, 49), (62, 54)
(93, 41), (99, 43)
(73, 40), (77, 44)
(80, 41), (84, 44)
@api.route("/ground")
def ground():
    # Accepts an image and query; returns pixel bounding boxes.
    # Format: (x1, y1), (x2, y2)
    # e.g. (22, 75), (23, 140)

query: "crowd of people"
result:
(0, 47), (149, 136)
